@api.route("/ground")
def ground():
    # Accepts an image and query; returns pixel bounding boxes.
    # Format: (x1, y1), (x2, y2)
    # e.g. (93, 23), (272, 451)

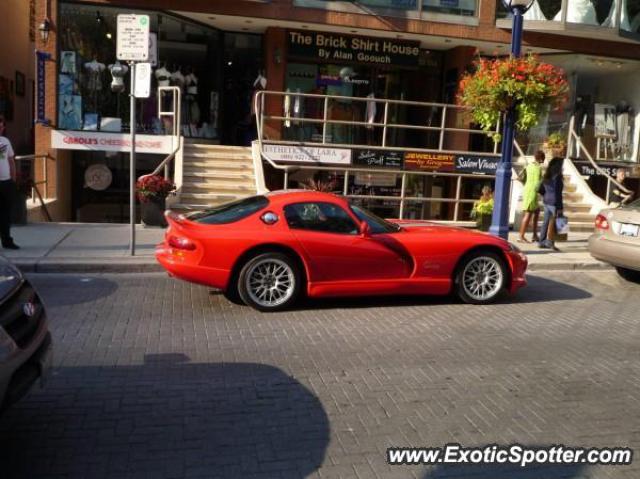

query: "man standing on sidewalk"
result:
(0, 115), (20, 250)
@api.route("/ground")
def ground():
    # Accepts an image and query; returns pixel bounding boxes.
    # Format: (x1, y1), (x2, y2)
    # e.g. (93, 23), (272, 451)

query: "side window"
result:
(284, 202), (358, 235)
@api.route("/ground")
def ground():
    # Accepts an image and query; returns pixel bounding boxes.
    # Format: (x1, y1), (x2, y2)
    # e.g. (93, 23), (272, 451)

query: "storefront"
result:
(54, 2), (264, 221)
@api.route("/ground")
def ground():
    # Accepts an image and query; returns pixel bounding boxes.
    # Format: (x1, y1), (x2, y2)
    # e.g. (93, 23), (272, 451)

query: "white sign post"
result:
(134, 63), (152, 99)
(117, 14), (150, 256)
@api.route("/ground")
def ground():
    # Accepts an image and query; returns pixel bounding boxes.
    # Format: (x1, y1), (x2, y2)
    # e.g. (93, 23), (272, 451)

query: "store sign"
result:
(454, 155), (499, 174)
(404, 152), (455, 172)
(51, 130), (174, 154)
(353, 149), (403, 169)
(288, 31), (420, 67)
(36, 51), (50, 125)
(354, 172), (398, 187)
(572, 161), (633, 178)
(117, 14), (150, 62)
(263, 144), (351, 164)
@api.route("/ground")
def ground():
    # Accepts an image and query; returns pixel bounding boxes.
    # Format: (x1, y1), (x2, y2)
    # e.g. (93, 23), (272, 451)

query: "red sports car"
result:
(156, 190), (527, 311)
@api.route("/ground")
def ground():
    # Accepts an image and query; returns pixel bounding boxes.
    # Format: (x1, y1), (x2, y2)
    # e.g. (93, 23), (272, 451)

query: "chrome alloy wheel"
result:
(245, 258), (295, 308)
(461, 256), (504, 302)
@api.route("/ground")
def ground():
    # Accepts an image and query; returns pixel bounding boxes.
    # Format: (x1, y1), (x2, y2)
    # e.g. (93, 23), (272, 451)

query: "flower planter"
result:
(141, 196), (168, 228)
(476, 214), (492, 232)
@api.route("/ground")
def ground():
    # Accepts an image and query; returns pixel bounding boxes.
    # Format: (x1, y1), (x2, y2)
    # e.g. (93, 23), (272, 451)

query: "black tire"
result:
(616, 267), (640, 283)
(222, 287), (244, 305)
(455, 250), (508, 305)
(237, 252), (302, 312)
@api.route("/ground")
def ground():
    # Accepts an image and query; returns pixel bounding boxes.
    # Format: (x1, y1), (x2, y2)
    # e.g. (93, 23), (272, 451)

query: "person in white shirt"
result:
(0, 115), (19, 249)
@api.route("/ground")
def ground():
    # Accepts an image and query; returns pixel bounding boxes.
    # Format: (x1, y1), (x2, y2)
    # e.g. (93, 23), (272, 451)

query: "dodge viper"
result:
(156, 190), (527, 311)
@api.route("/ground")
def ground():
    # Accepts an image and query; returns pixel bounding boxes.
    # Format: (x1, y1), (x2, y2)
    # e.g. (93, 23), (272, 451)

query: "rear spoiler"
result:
(165, 210), (188, 226)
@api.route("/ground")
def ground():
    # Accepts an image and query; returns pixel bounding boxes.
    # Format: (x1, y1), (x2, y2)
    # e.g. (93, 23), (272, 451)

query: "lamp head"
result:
(39, 18), (51, 43)
(502, 0), (534, 13)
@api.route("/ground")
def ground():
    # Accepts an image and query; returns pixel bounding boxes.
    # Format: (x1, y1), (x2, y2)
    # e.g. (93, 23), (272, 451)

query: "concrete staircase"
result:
(562, 174), (595, 233)
(173, 142), (257, 211)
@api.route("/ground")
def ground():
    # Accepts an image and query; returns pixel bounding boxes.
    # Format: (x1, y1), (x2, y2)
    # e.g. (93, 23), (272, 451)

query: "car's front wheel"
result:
(616, 266), (640, 283)
(456, 251), (507, 305)
(237, 252), (301, 312)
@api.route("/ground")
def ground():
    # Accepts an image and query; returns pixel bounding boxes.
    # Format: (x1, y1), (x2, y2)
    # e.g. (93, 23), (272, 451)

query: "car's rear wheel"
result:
(238, 253), (301, 312)
(456, 251), (507, 305)
(616, 266), (640, 283)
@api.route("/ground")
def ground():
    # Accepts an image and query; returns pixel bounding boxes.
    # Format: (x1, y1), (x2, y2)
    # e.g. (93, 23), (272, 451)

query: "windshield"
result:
(188, 196), (269, 224)
(350, 204), (401, 234)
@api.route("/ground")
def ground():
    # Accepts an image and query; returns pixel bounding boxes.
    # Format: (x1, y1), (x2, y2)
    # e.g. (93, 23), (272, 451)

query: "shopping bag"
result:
(553, 215), (569, 242)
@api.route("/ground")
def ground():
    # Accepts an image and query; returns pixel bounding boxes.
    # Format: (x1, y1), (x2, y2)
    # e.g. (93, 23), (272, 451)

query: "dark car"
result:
(0, 255), (52, 412)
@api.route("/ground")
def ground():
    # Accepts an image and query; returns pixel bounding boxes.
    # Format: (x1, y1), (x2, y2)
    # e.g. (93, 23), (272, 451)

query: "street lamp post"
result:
(489, 0), (534, 239)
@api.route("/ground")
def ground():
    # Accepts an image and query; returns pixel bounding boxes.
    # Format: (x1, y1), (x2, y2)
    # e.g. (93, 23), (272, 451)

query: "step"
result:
(183, 161), (254, 171)
(181, 183), (256, 194)
(180, 192), (254, 201)
(183, 151), (253, 161)
(563, 191), (584, 202)
(564, 212), (596, 222)
(563, 204), (592, 213)
(183, 171), (255, 181)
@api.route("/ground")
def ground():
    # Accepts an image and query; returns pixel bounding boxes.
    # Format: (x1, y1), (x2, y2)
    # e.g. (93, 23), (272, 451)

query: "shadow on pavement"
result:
(28, 275), (119, 307)
(0, 354), (329, 479)
(516, 275), (592, 304)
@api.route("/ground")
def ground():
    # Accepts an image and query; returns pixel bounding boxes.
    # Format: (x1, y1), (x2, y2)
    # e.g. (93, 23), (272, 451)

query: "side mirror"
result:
(359, 221), (371, 237)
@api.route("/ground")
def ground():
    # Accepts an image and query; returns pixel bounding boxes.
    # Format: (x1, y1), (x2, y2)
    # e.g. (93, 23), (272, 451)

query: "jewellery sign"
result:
(404, 152), (455, 172)
(353, 149), (403, 169)
(288, 31), (420, 67)
(263, 144), (352, 165)
(454, 155), (499, 174)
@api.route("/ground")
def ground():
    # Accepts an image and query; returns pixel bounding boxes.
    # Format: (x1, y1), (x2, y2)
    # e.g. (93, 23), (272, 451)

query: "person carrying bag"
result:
(538, 157), (565, 250)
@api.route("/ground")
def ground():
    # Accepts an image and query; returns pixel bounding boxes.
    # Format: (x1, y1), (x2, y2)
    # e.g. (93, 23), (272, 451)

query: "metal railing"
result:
(567, 115), (631, 203)
(254, 90), (511, 221)
(138, 86), (182, 183)
(14, 154), (53, 221)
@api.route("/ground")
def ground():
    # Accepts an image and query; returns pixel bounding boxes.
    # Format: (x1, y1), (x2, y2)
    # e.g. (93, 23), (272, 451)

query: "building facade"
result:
(32, 0), (640, 222)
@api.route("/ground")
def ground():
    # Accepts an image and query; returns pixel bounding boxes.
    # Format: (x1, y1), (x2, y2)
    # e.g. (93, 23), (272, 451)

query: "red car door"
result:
(283, 201), (411, 282)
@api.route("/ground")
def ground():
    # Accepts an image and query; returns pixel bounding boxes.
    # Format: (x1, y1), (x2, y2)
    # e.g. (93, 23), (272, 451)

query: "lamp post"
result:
(489, 0), (534, 239)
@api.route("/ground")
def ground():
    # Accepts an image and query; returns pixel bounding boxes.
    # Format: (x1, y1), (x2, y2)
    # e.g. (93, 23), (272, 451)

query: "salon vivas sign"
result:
(288, 31), (420, 66)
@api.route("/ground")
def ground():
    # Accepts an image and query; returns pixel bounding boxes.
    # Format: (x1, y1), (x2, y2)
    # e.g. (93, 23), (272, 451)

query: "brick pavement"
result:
(1, 271), (639, 478)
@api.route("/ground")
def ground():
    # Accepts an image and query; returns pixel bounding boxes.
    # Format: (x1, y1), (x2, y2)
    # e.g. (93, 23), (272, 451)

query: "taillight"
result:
(168, 235), (196, 251)
(595, 214), (609, 230)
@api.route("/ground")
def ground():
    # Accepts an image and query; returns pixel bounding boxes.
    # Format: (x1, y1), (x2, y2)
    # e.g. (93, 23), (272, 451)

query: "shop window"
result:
(422, 0), (477, 17)
(57, 3), (221, 138)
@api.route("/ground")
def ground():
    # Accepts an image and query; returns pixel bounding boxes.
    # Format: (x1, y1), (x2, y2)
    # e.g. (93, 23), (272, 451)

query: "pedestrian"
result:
(538, 156), (564, 250)
(518, 150), (544, 243)
(0, 115), (20, 250)
(608, 168), (634, 207)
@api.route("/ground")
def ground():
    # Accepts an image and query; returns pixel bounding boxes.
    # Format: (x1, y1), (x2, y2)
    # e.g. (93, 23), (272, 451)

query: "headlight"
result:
(0, 255), (23, 301)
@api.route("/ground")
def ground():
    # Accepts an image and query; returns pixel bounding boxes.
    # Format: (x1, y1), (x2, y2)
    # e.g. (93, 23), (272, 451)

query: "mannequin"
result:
(109, 61), (128, 93)
(170, 66), (185, 90)
(155, 63), (171, 88)
(184, 68), (200, 126)
(84, 56), (106, 91)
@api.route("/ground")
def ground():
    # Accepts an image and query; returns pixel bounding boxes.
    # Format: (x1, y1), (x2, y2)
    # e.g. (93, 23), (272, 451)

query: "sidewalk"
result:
(2, 223), (608, 273)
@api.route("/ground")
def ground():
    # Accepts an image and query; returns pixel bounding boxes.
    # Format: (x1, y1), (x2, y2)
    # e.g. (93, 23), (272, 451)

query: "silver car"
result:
(0, 256), (52, 412)
(589, 198), (640, 282)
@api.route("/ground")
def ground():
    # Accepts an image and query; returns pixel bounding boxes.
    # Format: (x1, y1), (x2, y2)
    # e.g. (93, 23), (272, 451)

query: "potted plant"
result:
(11, 170), (33, 225)
(457, 54), (569, 141)
(470, 188), (494, 231)
(136, 174), (175, 227)
(544, 131), (567, 159)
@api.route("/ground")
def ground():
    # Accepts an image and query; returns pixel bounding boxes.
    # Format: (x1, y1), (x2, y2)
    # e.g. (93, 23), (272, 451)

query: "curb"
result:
(15, 261), (164, 274)
(13, 260), (611, 274)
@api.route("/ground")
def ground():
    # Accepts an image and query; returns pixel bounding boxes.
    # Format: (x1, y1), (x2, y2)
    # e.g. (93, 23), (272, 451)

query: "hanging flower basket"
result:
(457, 54), (569, 141)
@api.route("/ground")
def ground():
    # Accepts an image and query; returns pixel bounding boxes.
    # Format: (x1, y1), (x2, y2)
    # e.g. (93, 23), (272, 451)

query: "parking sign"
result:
(117, 14), (150, 62)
